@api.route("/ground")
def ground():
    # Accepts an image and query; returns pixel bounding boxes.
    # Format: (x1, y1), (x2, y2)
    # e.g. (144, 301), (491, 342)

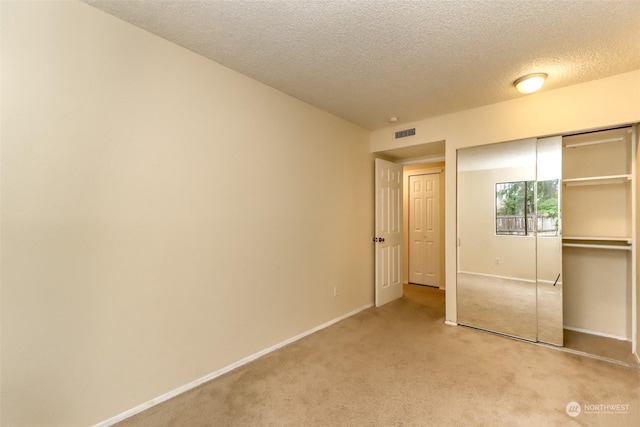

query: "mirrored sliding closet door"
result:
(457, 137), (563, 344)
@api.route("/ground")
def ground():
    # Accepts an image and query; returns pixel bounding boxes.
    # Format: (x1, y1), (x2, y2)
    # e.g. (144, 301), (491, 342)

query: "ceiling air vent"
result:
(395, 128), (416, 139)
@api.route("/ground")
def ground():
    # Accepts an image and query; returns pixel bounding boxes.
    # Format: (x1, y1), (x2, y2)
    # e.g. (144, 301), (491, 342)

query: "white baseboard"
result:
(457, 270), (536, 284)
(563, 325), (630, 342)
(444, 320), (457, 326)
(94, 303), (373, 427)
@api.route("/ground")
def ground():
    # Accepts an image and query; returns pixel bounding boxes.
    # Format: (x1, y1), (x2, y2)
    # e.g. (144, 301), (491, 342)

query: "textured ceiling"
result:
(85, 0), (640, 131)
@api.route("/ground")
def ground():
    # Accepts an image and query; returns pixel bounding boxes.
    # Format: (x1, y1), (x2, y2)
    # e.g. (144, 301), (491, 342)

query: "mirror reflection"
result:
(494, 180), (559, 237)
(457, 138), (538, 341)
(495, 181), (535, 236)
(457, 137), (563, 345)
(536, 136), (563, 346)
(536, 180), (559, 237)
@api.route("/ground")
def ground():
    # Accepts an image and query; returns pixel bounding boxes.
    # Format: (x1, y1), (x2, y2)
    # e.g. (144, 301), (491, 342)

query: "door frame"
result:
(403, 164), (445, 289)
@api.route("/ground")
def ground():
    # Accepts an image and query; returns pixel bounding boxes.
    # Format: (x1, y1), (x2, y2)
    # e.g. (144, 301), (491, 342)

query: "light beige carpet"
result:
(117, 284), (640, 426)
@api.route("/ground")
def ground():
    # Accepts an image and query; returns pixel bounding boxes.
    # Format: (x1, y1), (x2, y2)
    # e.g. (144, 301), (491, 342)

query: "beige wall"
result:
(563, 248), (631, 339)
(0, 2), (373, 426)
(371, 70), (640, 326)
(457, 167), (536, 281)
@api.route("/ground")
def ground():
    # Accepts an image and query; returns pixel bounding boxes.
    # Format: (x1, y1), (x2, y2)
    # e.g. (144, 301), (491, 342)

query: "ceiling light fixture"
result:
(389, 116), (398, 123)
(514, 73), (547, 94)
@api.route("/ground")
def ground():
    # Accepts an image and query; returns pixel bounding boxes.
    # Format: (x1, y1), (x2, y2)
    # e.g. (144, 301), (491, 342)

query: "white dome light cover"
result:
(514, 73), (548, 94)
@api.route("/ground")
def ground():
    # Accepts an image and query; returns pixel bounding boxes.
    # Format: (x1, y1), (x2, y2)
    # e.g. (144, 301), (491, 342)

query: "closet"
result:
(457, 125), (638, 361)
(562, 127), (635, 345)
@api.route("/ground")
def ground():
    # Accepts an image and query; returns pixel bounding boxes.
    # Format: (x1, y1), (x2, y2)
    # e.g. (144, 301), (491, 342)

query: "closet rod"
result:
(565, 137), (624, 149)
(562, 243), (631, 251)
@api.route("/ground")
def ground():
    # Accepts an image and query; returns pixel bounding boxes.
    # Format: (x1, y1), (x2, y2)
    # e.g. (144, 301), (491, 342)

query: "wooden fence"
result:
(496, 216), (558, 236)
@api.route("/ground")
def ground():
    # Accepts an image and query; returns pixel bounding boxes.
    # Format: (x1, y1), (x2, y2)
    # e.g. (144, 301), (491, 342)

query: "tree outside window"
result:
(496, 180), (558, 236)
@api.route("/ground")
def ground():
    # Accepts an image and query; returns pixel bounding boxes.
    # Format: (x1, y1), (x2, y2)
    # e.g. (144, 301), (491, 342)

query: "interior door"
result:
(409, 173), (440, 286)
(375, 158), (403, 306)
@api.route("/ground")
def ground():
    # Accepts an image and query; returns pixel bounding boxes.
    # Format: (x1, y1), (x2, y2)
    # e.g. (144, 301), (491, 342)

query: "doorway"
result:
(372, 140), (447, 297)
(403, 164), (445, 289)
(408, 173), (440, 286)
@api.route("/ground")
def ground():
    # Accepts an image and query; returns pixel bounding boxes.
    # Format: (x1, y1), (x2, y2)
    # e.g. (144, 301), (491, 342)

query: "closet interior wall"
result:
(562, 126), (636, 344)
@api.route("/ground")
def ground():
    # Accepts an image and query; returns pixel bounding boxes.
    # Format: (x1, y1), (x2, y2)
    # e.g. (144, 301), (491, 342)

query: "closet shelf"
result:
(564, 136), (625, 149)
(562, 236), (632, 243)
(563, 174), (631, 186)
(562, 235), (632, 243)
(562, 243), (631, 251)
(562, 236), (632, 251)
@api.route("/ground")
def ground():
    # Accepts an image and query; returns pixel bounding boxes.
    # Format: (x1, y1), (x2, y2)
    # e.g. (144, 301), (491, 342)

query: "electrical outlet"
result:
(495, 258), (500, 265)
(333, 286), (339, 297)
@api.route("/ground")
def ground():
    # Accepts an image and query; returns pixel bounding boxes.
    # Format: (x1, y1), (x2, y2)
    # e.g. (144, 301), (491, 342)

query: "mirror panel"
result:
(457, 136), (563, 345)
(536, 136), (563, 346)
(457, 139), (538, 341)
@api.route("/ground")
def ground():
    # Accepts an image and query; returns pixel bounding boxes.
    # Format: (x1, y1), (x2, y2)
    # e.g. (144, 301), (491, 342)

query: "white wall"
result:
(0, 2), (373, 426)
(371, 70), (640, 326)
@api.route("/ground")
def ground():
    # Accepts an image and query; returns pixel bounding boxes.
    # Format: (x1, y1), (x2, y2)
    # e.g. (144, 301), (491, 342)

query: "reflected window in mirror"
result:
(496, 181), (535, 236)
(536, 180), (559, 237)
(495, 180), (559, 237)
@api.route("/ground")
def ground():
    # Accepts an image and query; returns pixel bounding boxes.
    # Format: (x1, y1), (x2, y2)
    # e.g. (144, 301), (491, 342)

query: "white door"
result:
(409, 173), (440, 286)
(375, 158), (403, 306)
